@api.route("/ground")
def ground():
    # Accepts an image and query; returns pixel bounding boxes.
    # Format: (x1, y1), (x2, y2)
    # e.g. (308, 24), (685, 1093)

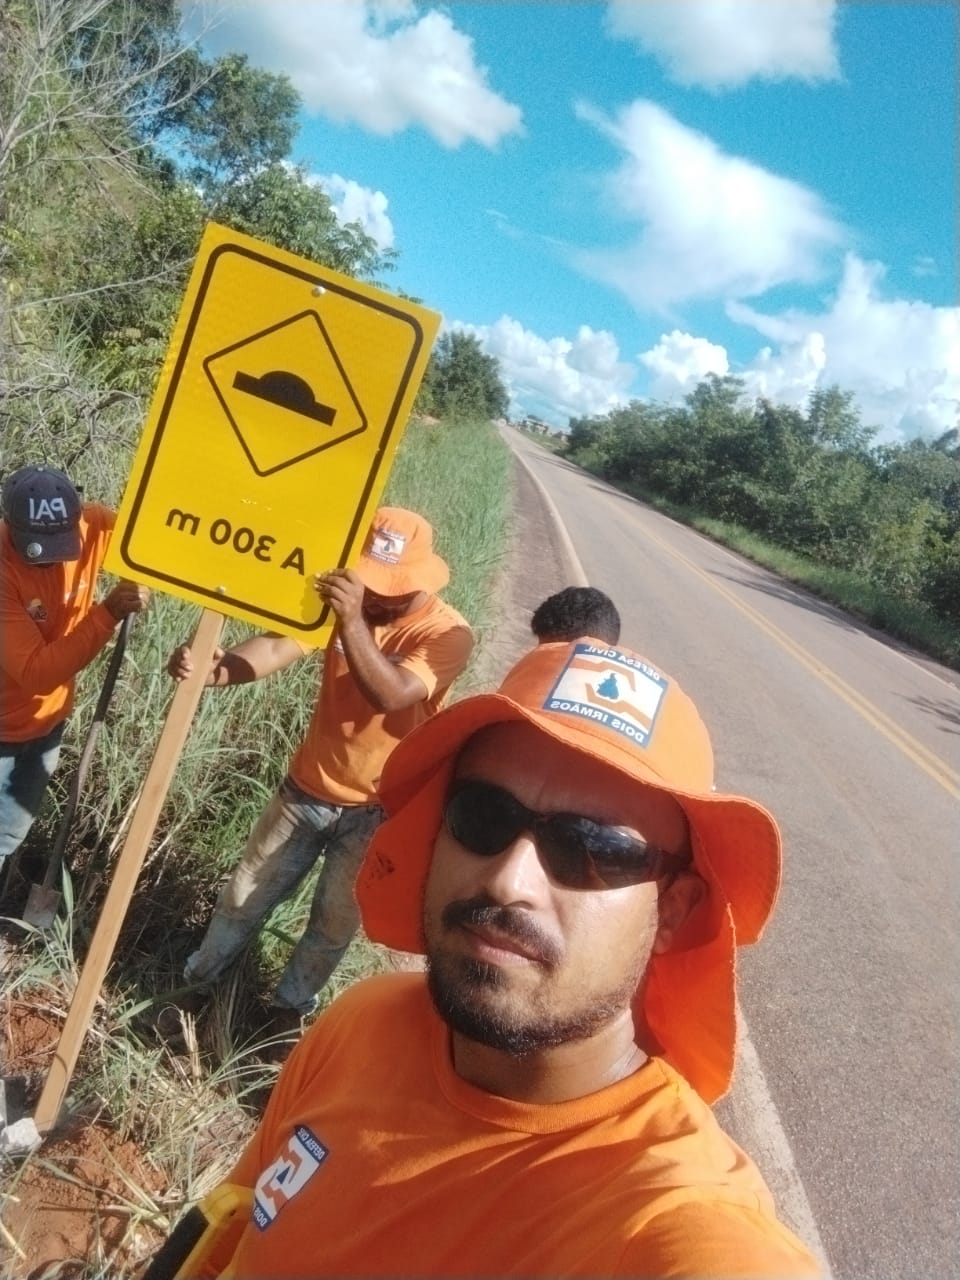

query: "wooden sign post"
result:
(33, 608), (224, 1135)
(30, 222), (441, 1138)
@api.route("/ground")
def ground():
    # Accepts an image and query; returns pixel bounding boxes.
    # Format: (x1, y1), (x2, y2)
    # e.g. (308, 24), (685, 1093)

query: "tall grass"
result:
(386, 414), (512, 663)
(1, 414), (513, 1278)
(1, 927), (271, 1277)
(15, 414), (510, 990)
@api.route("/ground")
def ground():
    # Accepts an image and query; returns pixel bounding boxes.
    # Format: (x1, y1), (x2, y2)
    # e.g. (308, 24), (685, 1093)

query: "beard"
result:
(425, 900), (644, 1057)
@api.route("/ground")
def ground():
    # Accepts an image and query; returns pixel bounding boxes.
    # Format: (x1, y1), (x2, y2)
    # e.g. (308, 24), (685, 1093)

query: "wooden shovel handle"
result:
(43, 615), (134, 888)
(33, 609), (224, 1135)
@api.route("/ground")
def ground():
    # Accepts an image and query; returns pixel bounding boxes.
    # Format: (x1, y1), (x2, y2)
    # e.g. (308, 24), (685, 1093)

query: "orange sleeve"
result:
(622, 1199), (821, 1277)
(202, 1056), (310, 1280)
(0, 506), (118, 696)
(398, 622), (474, 700)
(0, 587), (116, 696)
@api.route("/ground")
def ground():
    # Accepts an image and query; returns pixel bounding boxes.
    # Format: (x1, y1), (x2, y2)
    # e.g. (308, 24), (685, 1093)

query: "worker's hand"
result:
(104, 581), (150, 621)
(168, 644), (225, 685)
(315, 568), (366, 626)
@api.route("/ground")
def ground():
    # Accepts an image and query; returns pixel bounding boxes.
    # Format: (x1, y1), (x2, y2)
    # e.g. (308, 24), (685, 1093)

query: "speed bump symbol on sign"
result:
(104, 222), (441, 640)
(205, 310), (368, 477)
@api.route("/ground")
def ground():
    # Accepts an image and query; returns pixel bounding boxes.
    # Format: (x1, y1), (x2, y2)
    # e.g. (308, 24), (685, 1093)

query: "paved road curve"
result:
(505, 429), (960, 1280)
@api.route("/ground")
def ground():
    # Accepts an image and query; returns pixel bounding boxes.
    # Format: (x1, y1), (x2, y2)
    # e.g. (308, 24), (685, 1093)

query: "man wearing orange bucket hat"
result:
(160, 507), (473, 1050)
(161, 637), (818, 1277)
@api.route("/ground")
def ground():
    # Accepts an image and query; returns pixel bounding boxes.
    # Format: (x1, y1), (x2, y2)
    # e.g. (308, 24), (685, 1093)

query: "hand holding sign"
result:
(104, 222), (440, 643)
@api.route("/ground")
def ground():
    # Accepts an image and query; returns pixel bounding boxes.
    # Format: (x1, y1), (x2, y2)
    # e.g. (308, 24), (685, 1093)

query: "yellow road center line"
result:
(635, 520), (960, 801)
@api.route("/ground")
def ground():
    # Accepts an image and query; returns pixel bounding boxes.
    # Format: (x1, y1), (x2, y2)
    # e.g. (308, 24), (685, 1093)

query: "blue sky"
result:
(186, 1), (957, 441)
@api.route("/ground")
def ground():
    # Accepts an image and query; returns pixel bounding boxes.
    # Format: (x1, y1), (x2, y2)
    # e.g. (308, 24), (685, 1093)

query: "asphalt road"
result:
(500, 428), (960, 1280)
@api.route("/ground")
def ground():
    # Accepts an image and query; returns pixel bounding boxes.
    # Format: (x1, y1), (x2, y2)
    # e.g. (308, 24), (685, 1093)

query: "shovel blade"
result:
(22, 883), (62, 929)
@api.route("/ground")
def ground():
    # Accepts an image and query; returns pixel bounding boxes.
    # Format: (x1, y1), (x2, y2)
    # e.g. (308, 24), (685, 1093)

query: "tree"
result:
(921, 530), (960, 625)
(422, 332), (508, 420)
(806, 385), (872, 452)
(0, 0), (204, 223)
(60, 183), (207, 391)
(172, 52), (299, 196)
(683, 373), (746, 422)
(565, 414), (605, 456)
(212, 162), (393, 279)
(555, 372), (960, 633)
(2, 0), (414, 487)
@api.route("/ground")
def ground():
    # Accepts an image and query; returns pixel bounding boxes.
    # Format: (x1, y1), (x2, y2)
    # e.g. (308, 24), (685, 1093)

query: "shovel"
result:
(22, 615), (133, 929)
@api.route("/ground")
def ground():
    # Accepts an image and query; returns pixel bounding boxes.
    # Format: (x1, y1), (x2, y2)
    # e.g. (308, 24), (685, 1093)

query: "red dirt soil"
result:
(2, 997), (166, 1279)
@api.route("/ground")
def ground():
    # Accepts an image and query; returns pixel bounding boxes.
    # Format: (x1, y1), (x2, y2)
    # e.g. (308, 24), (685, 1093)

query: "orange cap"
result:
(357, 638), (781, 1103)
(356, 507), (449, 596)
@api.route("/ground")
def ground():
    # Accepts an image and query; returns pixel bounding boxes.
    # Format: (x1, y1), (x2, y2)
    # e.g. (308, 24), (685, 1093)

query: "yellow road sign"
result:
(105, 222), (441, 640)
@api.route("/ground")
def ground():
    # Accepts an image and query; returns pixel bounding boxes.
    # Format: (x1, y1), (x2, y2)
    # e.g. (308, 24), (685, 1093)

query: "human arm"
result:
(167, 632), (306, 687)
(315, 569), (429, 713)
(0, 579), (147, 697)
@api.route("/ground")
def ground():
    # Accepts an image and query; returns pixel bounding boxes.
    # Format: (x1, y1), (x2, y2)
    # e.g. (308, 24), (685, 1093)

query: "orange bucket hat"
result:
(355, 507), (449, 597)
(357, 638), (781, 1103)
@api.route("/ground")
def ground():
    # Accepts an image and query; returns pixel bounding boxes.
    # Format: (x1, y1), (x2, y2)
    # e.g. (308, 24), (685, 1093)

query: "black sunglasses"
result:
(442, 778), (690, 891)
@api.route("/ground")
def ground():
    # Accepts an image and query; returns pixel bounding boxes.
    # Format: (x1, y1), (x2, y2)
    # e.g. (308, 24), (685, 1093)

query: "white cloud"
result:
(724, 255), (960, 440)
(451, 258), (958, 440)
(455, 317), (636, 424)
(188, 0), (522, 148)
(573, 100), (846, 311)
(605, 0), (840, 89)
(639, 331), (729, 399)
(311, 173), (395, 250)
(628, 260), (960, 440)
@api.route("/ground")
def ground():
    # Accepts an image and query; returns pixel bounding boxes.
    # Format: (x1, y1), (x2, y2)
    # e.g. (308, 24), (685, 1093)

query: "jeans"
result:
(184, 776), (383, 1013)
(0, 722), (65, 868)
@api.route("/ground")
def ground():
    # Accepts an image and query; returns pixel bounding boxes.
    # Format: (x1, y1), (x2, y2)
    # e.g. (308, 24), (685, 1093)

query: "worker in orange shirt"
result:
(148, 636), (820, 1278)
(160, 507), (474, 1051)
(0, 465), (149, 878)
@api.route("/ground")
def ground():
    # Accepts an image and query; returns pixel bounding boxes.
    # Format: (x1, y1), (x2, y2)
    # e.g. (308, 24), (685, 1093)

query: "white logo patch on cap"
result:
(28, 496), (69, 524)
(253, 1124), (328, 1230)
(368, 527), (406, 565)
(544, 643), (668, 747)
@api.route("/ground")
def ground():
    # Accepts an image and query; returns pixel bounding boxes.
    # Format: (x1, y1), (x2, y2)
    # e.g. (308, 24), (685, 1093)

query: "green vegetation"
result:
(2, 2), (394, 436)
(1, 5), (515, 1271)
(415, 331), (510, 422)
(564, 376), (960, 667)
(1, 2), (507, 461)
(1, 415), (512, 1277)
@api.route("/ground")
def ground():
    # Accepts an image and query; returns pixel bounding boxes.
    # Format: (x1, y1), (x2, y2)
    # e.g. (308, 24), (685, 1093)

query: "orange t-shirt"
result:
(212, 974), (819, 1277)
(1, 505), (118, 742)
(288, 595), (473, 805)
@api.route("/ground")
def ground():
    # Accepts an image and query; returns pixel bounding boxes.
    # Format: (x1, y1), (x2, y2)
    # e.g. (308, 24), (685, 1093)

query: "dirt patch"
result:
(1, 995), (167, 1278)
(2, 996), (60, 1124)
(3, 1121), (166, 1278)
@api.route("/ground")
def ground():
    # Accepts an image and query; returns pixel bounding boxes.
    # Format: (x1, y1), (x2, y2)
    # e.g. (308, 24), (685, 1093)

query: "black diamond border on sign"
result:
(117, 239), (427, 634)
(203, 309), (368, 477)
